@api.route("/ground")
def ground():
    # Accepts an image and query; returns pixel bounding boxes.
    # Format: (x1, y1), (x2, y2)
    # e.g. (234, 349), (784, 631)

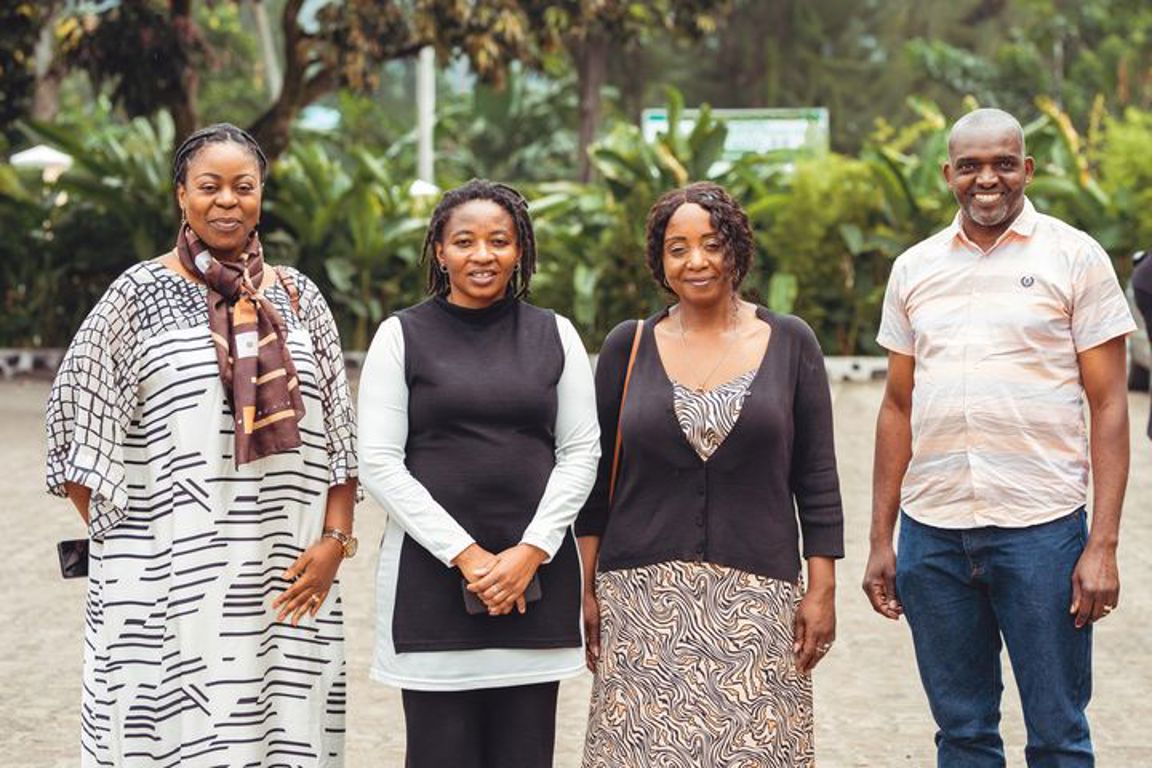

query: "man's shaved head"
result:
(947, 108), (1026, 159)
(942, 107), (1033, 249)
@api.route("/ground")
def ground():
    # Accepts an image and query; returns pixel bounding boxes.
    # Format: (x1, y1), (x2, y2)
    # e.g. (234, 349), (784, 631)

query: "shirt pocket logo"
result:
(1020, 274), (1036, 288)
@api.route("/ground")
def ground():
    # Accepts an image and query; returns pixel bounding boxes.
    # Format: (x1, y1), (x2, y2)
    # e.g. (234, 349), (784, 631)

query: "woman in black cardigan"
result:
(578, 182), (844, 767)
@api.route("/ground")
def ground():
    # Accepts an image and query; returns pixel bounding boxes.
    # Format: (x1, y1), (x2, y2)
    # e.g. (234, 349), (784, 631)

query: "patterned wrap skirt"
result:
(583, 560), (813, 768)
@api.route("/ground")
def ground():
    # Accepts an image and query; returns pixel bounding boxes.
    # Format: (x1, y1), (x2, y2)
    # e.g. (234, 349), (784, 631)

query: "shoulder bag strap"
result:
(609, 319), (645, 505)
(273, 266), (302, 318)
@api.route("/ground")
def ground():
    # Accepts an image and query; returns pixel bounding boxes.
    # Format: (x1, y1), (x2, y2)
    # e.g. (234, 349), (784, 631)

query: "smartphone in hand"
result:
(57, 538), (89, 579)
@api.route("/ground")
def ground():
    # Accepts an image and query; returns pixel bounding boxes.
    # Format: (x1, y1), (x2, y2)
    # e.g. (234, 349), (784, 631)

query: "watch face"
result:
(345, 537), (359, 559)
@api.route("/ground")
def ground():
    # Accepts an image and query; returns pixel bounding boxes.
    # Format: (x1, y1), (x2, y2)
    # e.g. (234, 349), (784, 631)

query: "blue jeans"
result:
(896, 510), (1093, 768)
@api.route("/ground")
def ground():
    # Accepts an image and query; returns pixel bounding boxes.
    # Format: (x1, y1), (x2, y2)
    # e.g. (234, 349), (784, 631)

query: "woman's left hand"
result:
(272, 537), (344, 626)
(792, 585), (836, 675)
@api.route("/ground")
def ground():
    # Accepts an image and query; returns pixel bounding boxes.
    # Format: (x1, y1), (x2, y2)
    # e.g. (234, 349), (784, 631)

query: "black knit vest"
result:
(392, 296), (582, 652)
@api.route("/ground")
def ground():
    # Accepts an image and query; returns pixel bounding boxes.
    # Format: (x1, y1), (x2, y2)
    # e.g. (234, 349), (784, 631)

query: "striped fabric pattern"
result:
(877, 198), (1136, 529)
(177, 226), (306, 467)
(671, 369), (756, 461)
(585, 562), (812, 768)
(46, 261), (356, 767)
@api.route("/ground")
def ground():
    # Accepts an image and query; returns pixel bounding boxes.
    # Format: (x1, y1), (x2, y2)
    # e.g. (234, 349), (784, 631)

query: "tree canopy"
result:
(4, 0), (1152, 355)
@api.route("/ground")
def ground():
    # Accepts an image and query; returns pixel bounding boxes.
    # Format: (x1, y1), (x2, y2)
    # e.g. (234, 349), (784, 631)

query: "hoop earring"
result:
(438, 262), (449, 273)
(514, 261), (521, 273)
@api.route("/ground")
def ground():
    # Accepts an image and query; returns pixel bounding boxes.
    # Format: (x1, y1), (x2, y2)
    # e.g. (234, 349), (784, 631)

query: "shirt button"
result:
(696, 517), (704, 527)
(697, 487), (705, 496)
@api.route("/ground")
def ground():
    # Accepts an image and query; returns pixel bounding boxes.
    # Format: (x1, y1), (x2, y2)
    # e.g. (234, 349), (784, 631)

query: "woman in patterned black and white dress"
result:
(578, 182), (844, 767)
(46, 124), (358, 767)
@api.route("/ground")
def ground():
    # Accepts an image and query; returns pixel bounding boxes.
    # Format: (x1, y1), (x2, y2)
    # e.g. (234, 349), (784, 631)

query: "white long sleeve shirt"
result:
(358, 313), (600, 690)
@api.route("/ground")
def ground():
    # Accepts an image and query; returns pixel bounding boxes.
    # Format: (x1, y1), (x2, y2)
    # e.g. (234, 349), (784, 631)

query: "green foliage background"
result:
(3, 0), (1152, 352)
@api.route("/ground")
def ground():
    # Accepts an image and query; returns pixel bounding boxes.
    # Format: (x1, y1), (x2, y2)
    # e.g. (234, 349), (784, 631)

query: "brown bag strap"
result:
(609, 320), (645, 505)
(274, 266), (302, 318)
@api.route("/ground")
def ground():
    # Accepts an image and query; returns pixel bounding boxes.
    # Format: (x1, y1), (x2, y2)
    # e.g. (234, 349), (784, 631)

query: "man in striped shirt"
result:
(864, 108), (1134, 767)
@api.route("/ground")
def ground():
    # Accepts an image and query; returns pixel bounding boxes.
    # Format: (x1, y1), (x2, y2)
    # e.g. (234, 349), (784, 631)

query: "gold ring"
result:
(1102, 604), (1115, 613)
(310, 595), (321, 605)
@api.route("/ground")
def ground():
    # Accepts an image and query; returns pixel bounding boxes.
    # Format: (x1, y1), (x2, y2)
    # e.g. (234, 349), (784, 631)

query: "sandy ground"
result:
(3, 377), (1150, 767)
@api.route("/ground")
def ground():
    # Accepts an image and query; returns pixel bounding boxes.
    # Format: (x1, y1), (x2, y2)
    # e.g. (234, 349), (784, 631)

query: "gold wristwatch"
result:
(321, 527), (358, 559)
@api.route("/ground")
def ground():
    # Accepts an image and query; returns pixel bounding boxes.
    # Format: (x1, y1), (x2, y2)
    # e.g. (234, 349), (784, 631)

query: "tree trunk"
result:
(249, 103), (300, 162)
(247, 0), (335, 161)
(31, 46), (62, 122)
(764, 0), (794, 105)
(615, 46), (649, 124)
(248, 0), (282, 100)
(30, 0), (62, 121)
(575, 32), (609, 183)
(171, 89), (199, 142)
(170, 0), (199, 140)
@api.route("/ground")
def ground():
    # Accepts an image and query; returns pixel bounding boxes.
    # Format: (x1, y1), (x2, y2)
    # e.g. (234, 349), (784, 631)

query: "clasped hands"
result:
(455, 542), (548, 616)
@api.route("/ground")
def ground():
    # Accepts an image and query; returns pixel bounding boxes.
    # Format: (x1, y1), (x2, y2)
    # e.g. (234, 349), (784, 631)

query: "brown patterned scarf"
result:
(176, 225), (305, 466)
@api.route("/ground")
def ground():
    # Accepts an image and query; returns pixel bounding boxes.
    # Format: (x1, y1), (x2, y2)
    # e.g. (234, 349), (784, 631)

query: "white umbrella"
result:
(9, 144), (73, 182)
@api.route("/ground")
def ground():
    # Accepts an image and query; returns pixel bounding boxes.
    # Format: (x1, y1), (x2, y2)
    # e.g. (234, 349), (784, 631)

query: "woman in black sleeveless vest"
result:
(358, 179), (600, 767)
(578, 182), (845, 767)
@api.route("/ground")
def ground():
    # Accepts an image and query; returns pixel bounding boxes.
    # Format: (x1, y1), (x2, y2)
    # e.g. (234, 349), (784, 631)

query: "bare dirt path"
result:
(4, 378), (1149, 766)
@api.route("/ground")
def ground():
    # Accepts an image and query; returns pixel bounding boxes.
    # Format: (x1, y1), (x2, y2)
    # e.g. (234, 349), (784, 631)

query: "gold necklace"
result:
(677, 310), (742, 392)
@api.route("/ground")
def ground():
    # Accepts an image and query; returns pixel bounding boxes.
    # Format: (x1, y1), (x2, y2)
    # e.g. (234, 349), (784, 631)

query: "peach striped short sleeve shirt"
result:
(877, 198), (1135, 529)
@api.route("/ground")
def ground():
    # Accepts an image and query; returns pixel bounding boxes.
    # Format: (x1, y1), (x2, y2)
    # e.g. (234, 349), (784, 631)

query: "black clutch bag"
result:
(57, 538), (89, 579)
(461, 573), (543, 615)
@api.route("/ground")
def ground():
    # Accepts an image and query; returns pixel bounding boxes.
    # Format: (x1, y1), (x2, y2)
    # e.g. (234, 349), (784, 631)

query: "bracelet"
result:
(321, 527), (358, 559)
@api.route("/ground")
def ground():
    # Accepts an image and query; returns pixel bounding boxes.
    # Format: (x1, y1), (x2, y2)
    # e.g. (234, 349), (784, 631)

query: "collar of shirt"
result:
(946, 197), (1040, 254)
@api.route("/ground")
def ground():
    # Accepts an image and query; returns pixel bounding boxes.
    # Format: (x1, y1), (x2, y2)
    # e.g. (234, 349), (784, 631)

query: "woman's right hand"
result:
(583, 589), (601, 673)
(467, 543), (546, 616)
(454, 543), (525, 613)
(453, 543), (498, 584)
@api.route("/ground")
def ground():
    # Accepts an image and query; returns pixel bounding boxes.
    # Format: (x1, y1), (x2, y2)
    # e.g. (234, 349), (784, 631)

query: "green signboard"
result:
(641, 107), (830, 160)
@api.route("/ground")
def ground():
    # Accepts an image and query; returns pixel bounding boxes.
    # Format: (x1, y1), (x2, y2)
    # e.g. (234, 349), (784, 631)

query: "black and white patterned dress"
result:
(46, 261), (357, 767)
(584, 371), (813, 768)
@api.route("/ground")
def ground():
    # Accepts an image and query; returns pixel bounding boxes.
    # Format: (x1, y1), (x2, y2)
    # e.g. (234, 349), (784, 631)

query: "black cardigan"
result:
(575, 307), (844, 582)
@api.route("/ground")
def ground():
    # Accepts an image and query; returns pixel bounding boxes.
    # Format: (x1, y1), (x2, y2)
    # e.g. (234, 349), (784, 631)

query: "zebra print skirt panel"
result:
(583, 561), (813, 767)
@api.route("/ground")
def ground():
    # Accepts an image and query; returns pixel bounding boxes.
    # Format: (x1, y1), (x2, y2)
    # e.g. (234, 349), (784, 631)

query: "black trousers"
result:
(402, 681), (560, 768)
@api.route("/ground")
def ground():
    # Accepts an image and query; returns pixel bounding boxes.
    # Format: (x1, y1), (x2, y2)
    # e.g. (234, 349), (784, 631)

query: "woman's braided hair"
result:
(645, 181), (755, 294)
(422, 179), (537, 299)
(172, 123), (269, 186)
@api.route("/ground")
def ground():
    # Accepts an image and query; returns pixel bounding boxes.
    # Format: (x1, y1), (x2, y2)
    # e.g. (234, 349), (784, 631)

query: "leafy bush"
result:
(0, 159), (65, 346)
(9, 94), (1151, 356)
(531, 89), (732, 347)
(264, 141), (428, 350)
(1098, 108), (1152, 255)
(1, 114), (176, 346)
(437, 69), (580, 183)
(23, 112), (177, 261)
(740, 154), (897, 355)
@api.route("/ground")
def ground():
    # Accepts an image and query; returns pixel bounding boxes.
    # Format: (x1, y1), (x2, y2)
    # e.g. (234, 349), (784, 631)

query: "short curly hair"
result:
(645, 181), (755, 295)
